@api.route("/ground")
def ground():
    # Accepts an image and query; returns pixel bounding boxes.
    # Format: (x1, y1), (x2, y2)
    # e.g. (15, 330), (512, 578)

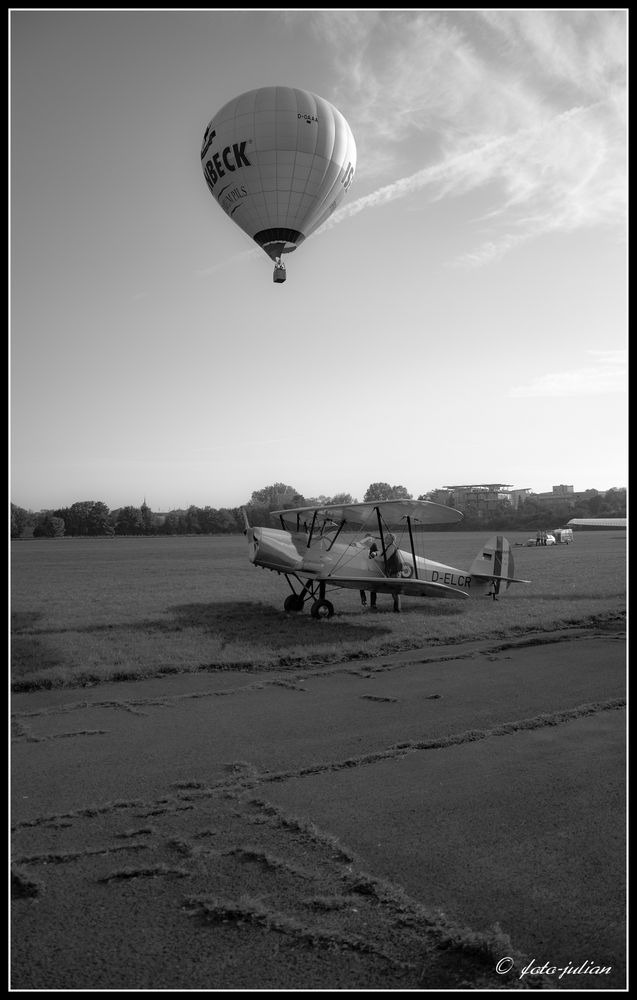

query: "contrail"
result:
(318, 103), (601, 236)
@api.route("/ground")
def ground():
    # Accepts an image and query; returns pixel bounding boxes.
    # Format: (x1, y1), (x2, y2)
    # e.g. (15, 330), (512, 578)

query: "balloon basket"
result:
(273, 263), (287, 284)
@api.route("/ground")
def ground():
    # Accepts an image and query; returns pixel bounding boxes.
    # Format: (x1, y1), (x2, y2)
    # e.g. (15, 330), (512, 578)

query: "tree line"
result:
(10, 482), (626, 539)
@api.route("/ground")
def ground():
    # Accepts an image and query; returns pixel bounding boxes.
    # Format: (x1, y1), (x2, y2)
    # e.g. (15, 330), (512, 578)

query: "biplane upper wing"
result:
(272, 499), (463, 527)
(315, 574), (469, 600)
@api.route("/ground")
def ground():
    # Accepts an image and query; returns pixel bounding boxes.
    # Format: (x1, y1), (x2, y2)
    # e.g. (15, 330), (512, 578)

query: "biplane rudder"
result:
(469, 534), (530, 594)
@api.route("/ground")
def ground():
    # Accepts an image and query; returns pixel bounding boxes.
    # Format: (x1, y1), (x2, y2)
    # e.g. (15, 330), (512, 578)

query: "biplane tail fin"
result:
(469, 535), (530, 592)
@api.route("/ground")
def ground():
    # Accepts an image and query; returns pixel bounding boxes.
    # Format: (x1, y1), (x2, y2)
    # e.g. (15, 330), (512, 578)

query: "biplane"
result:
(242, 499), (530, 617)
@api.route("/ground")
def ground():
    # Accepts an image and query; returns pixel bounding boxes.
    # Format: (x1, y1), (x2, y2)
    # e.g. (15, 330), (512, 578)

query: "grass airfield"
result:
(11, 531), (626, 988)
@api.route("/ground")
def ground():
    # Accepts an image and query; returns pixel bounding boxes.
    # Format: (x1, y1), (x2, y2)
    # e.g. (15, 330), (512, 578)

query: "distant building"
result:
(532, 486), (598, 509)
(426, 483), (608, 516)
(438, 484), (531, 514)
(509, 488), (532, 509)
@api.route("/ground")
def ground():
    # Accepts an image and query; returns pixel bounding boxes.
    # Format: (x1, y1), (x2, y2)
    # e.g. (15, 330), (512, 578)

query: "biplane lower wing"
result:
(317, 574), (470, 600)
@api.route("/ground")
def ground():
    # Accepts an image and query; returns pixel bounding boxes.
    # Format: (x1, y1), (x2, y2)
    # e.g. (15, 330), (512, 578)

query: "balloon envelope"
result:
(201, 86), (357, 264)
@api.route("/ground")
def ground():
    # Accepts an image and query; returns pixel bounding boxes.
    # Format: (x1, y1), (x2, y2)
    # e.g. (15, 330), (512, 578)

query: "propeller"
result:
(246, 526), (260, 563)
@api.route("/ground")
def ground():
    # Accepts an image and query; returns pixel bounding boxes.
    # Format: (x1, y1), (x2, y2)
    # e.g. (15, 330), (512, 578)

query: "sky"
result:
(10, 9), (628, 512)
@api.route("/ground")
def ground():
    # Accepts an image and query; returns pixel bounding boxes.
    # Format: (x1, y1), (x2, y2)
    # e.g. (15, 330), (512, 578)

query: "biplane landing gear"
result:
(310, 599), (334, 619)
(283, 594), (304, 612)
(310, 581), (334, 618)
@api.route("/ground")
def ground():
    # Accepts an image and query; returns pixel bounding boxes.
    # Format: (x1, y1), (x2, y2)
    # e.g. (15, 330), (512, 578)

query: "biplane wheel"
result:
(310, 599), (334, 619)
(284, 594), (305, 612)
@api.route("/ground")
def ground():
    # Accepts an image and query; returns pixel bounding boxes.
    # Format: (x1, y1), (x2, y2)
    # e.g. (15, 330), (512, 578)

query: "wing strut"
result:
(327, 519), (346, 551)
(306, 510), (318, 548)
(374, 506), (391, 575)
(406, 515), (419, 579)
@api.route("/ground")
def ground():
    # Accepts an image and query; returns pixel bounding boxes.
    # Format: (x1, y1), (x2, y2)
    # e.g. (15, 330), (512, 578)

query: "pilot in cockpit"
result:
(360, 535), (379, 557)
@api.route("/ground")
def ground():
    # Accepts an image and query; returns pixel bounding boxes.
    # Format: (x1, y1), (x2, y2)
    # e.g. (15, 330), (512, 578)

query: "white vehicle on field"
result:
(526, 533), (556, 546)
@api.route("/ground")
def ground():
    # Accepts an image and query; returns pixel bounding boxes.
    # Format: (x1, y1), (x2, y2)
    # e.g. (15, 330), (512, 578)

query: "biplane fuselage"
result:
(247, 526), (475, 596)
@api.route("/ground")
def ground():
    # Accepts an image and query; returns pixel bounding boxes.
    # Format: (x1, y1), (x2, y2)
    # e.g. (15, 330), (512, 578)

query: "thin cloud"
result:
(319, 102), (624, 237)
(299, 11), (627, 264)
(479, 9), (626, 97)
(507, 350), (627, 398)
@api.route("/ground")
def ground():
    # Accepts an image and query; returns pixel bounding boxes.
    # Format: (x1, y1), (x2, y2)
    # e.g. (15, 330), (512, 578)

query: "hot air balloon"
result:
(201, 86), (356, 283)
